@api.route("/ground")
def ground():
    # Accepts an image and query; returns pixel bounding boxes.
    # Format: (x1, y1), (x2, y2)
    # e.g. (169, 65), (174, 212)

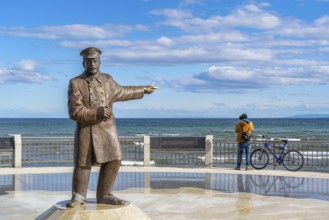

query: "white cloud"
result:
(314, 15), (329, 25)
(58, 39), (134, 49)
(269, 14), (329, 39)
(156, 37), (175, 47)
(13, 60), (37, 71)
(223, 3), (280, 29)
(150, 9), (193, 19)
(178, 31), (248, 43)
(151, 3), (280, 32)
(165, 64), (329, 93)
(0, 60), (51, 84)
(104, 45), (274, 65)
(207, 66), (253, 80)
(0, 24), (149, 39)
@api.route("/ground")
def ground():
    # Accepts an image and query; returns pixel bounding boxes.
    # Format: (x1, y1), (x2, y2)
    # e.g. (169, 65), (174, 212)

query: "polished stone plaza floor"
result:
(0, 166), (328, 220)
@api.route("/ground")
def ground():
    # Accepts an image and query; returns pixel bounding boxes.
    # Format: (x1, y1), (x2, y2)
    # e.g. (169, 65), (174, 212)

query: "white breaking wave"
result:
(122, 160), (156, 166)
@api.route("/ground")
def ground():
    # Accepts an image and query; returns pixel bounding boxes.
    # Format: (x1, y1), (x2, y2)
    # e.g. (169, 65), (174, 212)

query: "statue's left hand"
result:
(144, 86), (158, 94)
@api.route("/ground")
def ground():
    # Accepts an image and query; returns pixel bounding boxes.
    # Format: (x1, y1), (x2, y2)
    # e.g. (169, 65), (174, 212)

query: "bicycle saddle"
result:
(281, 140), (288, 144)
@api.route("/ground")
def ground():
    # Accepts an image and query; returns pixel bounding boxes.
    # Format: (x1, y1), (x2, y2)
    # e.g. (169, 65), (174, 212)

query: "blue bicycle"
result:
(250, 135), (304, 171)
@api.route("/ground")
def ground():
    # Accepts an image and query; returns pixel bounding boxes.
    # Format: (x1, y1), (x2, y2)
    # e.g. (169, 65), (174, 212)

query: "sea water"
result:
(0, 118), (328, 141)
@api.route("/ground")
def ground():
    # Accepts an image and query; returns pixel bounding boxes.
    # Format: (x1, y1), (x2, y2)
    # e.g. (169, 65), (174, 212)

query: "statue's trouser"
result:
(71, 160), (121, 202)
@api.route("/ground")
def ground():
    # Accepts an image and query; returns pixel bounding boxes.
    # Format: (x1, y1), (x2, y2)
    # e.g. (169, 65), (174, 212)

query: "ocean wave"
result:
(134, 133), (149, 137)
(133, 142), (144, 146)
(133, 133), (180, 137)
(300, 151), (329, 156)
(161, 133), (180, 136)
(121, 160), (155, 166)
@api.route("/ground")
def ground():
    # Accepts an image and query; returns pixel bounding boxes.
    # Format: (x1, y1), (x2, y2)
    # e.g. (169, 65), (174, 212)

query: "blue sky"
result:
(1, 0), (329, 118)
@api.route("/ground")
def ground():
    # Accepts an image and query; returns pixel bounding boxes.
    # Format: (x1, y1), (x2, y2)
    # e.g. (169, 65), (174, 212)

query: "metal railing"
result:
(21, 136), (144, 166)
(151, 150), (205, 166)
(0, 136), (15, 167)
(0, 136), (328, 170)
(120, 136), (144, 162)
(0, 152), (12, 167)
(22, 137), (74, 164)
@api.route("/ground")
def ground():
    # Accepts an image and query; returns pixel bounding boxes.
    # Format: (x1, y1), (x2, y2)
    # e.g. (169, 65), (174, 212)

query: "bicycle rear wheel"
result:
(251, 149), (269, 169)
(283, 150), (304, 171)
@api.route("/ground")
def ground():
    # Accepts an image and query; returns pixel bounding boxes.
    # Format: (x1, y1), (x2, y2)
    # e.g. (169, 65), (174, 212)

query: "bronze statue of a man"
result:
(66, 47), (157, 207)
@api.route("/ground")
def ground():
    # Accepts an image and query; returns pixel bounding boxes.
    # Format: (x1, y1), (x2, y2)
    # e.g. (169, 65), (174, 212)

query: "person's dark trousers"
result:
(237, 142), (251, 167)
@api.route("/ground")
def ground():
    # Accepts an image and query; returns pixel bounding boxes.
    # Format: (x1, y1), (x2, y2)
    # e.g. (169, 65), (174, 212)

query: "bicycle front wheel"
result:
(283, 150), (304, 171)
(251, 149), (269, 169)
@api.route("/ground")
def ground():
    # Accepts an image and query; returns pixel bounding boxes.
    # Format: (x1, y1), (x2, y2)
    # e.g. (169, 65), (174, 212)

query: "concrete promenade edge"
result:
(1, 166), (328, 179)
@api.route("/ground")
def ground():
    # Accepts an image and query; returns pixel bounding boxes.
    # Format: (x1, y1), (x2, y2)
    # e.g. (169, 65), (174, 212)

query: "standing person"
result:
(67, 47), (157, 207)
(234, 113), (254, 171)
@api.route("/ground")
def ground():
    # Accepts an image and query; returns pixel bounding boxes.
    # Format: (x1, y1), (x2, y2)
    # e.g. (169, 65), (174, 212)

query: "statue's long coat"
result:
(68, 72), (144, 166)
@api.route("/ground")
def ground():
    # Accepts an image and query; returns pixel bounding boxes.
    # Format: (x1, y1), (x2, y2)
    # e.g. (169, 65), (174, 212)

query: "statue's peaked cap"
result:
(80, 47), (102, 58)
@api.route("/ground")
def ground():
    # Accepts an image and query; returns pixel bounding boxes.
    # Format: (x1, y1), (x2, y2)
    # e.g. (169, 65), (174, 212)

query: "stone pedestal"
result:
(35, 200), (152, 220)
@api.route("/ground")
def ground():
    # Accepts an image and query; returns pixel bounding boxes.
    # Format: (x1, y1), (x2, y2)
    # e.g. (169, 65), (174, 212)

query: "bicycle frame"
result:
(261, 138), (287, 164)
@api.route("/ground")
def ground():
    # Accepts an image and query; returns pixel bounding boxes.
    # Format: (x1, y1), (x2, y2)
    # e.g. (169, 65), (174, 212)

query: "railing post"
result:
(11, 134), (22, 168)
(144, 135), (151, 166)
(205, 135), (213, 167)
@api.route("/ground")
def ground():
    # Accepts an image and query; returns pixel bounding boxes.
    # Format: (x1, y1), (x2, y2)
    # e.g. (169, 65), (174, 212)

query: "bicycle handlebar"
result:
(261, 135), (288, 144)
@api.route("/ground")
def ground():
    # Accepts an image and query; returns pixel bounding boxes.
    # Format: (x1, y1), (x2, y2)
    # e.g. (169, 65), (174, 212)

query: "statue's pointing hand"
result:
(143, 86), (158, 94)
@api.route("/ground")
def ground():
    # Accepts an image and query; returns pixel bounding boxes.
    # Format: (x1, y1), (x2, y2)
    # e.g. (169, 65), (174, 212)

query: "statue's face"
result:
(83, 58), (100, 75)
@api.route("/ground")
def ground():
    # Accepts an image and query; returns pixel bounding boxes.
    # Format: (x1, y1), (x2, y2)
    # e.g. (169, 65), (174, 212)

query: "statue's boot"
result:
(66, 193), (86, 207)
(66, 166), (91, 207)
(96, 160), (125, 205)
